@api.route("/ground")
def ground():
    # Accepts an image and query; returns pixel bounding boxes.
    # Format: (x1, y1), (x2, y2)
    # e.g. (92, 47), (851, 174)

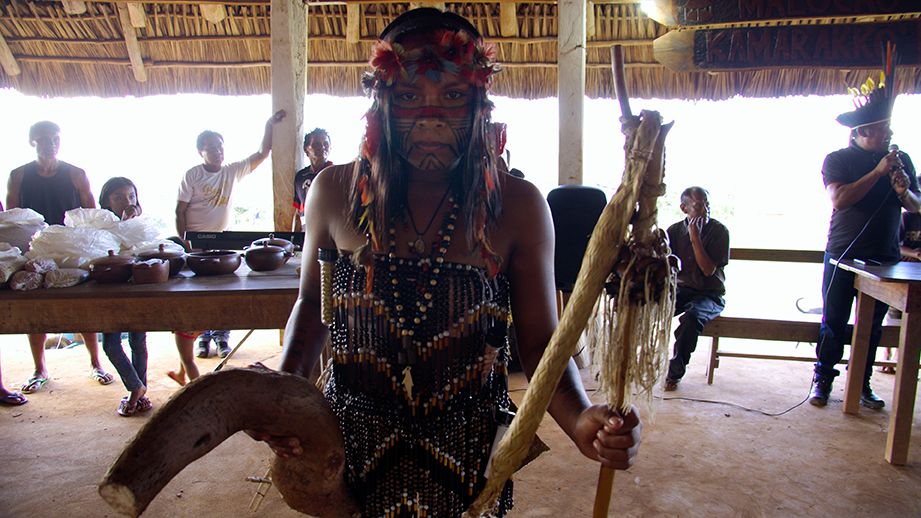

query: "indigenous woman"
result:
(259, 8), (640, 517)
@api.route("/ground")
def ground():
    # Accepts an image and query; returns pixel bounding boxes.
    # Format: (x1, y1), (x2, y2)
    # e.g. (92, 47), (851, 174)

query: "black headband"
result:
(379, 7), (482, 43)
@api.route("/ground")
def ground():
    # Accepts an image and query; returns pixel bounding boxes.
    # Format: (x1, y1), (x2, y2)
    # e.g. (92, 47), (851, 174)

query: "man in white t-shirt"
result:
(175, 109), (285, 359)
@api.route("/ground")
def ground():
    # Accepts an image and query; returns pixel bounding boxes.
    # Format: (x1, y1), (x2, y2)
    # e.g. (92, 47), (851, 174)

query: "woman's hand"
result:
(247, 431), (303, 458)
(570, 404), (641, 470)
(121, 205), (141, 220)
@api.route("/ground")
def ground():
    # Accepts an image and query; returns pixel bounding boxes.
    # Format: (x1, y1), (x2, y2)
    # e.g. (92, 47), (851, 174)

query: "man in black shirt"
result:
(664, 187), (730, 391)
(812, 63), (921, 408)
(292, 128), (332, 232)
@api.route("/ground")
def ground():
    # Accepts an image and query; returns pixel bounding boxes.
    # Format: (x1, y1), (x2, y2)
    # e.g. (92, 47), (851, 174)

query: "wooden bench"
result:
(699, 248), (901, 384)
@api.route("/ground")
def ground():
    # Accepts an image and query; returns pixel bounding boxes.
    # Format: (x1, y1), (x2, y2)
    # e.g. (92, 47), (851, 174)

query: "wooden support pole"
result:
(200, 4), (227, 24)
(271, 0), (307, 231)
(126, 2), (148, 28)
(0, 32), (21, 76)
(557, 0), (586, 185)
(346, 4), (360, 44)
(61, 1), (87, 15)
(586, 1), (596, 40)
(116, 4), (147, 82)
(499, 3), (518, 38)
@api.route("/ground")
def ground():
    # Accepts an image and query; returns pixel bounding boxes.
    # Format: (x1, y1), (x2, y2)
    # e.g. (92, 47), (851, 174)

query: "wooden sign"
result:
(644, 0), (921, 27)
(654, 21), (921, 72)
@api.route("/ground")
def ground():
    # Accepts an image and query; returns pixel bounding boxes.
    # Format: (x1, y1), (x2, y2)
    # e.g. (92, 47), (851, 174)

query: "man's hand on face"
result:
(121, 205), (141, 220)
(688, 216), (706, 236)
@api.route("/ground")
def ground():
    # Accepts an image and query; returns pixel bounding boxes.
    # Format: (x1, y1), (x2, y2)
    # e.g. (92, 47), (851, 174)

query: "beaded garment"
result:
(325, 201), (514, 517)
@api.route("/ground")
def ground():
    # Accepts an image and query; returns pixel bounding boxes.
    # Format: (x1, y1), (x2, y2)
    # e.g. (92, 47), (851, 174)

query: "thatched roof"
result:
(2, 0), (921, 100)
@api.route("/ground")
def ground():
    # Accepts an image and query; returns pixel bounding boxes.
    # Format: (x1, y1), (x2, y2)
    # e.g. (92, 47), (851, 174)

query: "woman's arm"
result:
(505, 180), (640, 469)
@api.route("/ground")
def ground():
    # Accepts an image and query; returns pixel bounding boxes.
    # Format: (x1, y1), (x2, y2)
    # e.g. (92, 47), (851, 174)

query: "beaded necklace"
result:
(404, 185), (453, 257)
(386, 196), (460, 354)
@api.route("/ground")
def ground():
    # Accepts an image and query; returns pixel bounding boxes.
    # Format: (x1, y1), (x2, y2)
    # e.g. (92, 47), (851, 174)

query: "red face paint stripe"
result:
(391, 105), (469, 118)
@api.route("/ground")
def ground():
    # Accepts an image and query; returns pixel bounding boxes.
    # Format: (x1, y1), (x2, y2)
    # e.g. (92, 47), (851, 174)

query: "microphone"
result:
(889, 144), (906, 172)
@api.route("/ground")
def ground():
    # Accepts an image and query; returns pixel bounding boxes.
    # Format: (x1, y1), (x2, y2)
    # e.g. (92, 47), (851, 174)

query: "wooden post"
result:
(116, 4), (147, 82)
(499, 3), (518, 38)
(61, 1), (87, 15)
(126, 2), (148, 29)
(271, 0), (307, 231)
(557, 0), (586, 185)
(346, 4), (361, 44)
(0, 32), (21, 76)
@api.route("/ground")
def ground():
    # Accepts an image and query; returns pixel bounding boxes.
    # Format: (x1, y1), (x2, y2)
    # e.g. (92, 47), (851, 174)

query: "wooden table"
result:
(0, 261), (301, 334)
(835, 259), (921, 465)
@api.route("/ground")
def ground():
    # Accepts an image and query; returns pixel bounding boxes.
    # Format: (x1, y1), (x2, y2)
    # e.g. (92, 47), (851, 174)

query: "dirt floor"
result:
(0, 331), (919, 518)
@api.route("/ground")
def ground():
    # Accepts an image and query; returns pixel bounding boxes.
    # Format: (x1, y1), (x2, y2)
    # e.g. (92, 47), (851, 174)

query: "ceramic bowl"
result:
(250, 233), (296, 256)
(88, 250), (136, 283)
(132, 258), (170, 284)
(244, 243), (289, 272)
(186, 250), (242, 276)
(137, 243), (186, 277)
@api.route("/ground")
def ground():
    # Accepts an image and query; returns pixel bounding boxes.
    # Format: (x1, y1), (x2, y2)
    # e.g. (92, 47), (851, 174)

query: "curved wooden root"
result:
(98, 366), (357, 517)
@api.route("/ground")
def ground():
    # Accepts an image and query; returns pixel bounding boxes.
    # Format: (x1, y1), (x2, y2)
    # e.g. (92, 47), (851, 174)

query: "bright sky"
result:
(3, 88), (921, 251)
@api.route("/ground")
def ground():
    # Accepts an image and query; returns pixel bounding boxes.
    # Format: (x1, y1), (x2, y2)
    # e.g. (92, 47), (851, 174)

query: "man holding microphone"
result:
(811, 51), (920, 408)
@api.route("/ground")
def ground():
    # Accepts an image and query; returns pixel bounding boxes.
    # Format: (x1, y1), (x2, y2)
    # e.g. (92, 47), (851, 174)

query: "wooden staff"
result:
(464, 44), (672, 517)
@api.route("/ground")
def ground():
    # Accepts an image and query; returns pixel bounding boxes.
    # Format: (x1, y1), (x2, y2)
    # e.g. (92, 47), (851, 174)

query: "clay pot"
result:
(88, 250), (136, 284)
(137, 243), (186, 277)
(251, 234), (296, 256)
(186, 250), (242, 276)
(244, 243), (289, 272)
(132, 259), (170, 285)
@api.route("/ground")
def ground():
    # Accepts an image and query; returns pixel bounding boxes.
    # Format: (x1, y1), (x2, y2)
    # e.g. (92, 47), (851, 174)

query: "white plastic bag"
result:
(0, 243), (23, 259)
(109, 217), (162, 249)
(10, 270), (43, 291)
(0, 208), (48, 252)
(26, 226), (121, 268)
(64, 208), (120, 228)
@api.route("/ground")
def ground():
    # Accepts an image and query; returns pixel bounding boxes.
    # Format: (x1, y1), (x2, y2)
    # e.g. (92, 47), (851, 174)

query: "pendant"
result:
(411, 237), (426, 256)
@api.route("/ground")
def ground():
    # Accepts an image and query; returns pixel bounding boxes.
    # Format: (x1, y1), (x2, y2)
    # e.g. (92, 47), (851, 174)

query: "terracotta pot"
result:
(186, 250), (242, 276)
(88, 250), (136, 284)
(251, 234), (296, 256)
(137, 243), (186, 277)
(244, 243), (289, 272)
(132, 259), (170, 285)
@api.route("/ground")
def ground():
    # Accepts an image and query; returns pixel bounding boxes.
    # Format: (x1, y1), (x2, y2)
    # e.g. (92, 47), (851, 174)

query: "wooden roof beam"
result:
(61, 1), (88, 15)
(499, 3), (518, 37)
(0, 32), (22, 76)
(116, 4), (148, 81)
(200, 4), (227, 23)
(126, 2), (148, 28)
(346, 3), (360, 43)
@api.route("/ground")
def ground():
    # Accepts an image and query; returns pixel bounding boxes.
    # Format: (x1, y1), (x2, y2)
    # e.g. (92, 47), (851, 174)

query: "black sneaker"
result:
(860, 383), (885, 410)
(196, 340), (211, 358)
(664, 378), (679, 392)
(809, 375), (832, 407)
(218, 341), (232, 358)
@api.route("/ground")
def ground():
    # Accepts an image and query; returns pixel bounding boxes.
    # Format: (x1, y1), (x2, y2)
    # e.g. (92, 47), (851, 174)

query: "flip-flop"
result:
(21, 376), (49, 394)
(136, 396), (153, 413)
(91, 369), (116, 386)
(0, 392), (28, 406)
(117, 396), (137, 417)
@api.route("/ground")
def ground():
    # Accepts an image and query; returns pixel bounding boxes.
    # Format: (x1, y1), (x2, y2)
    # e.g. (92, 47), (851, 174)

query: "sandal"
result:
(21, 375), (49, 394)
(0, 391), (28, 406)
(91, 368), (116, 386)
(117, 396), (137, 417)
(136, 396), (153, 413)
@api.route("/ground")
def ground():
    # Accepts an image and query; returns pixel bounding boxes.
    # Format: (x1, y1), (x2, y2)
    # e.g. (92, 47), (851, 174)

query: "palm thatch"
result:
(1, 0), (920, 100)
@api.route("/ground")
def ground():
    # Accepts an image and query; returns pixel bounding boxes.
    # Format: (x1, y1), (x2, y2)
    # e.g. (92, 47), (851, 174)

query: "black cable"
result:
(658, 392), (810, 417)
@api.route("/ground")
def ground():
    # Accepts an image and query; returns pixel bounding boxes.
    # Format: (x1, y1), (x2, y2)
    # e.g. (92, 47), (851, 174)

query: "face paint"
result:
(390, 74), (472, 172)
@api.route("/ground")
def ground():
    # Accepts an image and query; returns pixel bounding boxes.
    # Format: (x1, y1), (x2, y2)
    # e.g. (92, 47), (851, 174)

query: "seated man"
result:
(664, 186), (730, 391)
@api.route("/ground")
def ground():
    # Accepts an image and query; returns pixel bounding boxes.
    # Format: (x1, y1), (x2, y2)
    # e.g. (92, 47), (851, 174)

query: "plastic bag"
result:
(0, 256), (28, 284)
(130, 239), (186, 256)
(64, 208), (120, 228)
(109, 217), (162, 249)
(44, 268), (90, 288)
(9, 270), (43, 291)
(26, 226), (121, 268)
(0, 243), (23, 259)
(0, 208), (48, 252)
(24, 257), (58, 274)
